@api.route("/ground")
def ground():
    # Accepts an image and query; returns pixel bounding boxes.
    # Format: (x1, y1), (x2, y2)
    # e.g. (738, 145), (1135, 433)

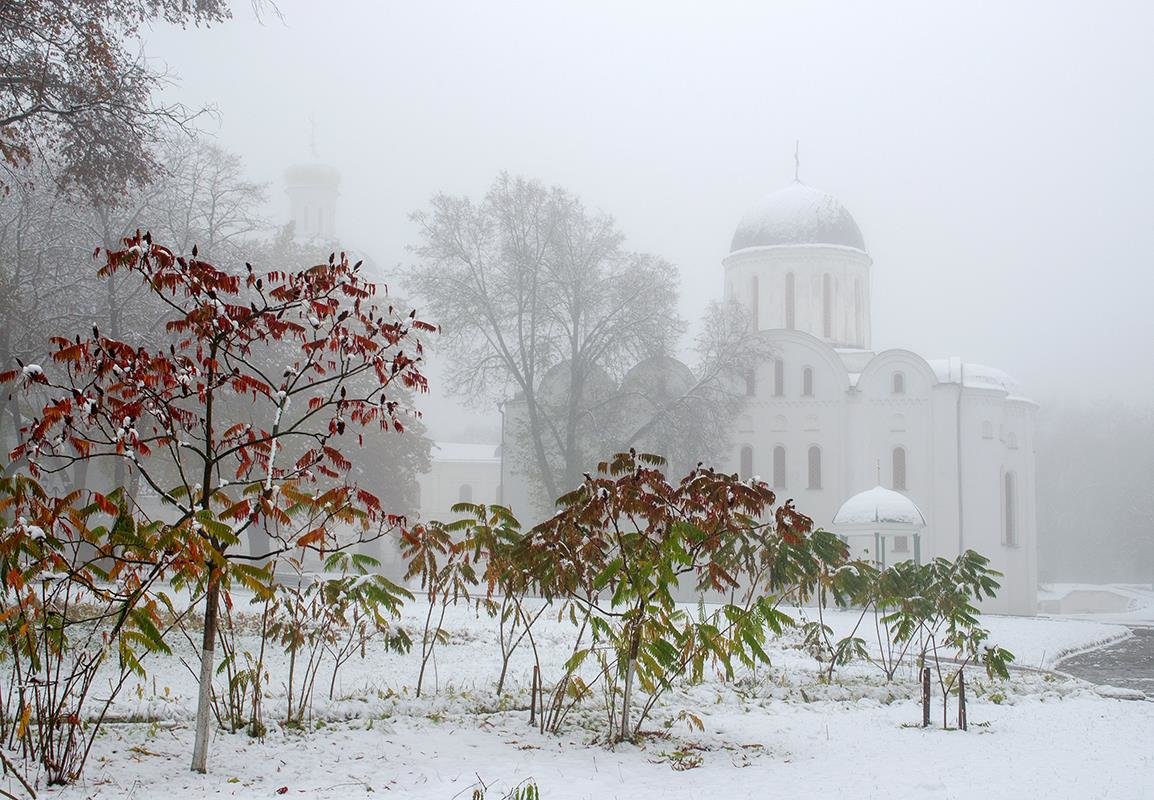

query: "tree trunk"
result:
(957, 670), (967, 731)
(619, 625), (640, 742)
(191, 565), (221, 773)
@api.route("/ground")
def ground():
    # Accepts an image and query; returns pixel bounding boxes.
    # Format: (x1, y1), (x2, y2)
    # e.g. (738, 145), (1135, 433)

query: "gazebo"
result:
(832, 486), (927, 568)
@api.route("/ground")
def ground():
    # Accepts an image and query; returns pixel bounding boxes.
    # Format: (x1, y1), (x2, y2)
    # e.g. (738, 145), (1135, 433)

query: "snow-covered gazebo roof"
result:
(832, 486), (926, 535)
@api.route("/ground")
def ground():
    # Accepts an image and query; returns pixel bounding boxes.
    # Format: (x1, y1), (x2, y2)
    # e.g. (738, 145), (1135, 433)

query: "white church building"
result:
(719, 180), (1038, 615)
(486, 179), (1039, 615)
(266, 146), (1039, 614)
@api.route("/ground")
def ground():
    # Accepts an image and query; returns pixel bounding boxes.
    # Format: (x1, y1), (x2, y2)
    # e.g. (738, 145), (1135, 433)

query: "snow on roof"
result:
(833, 486), (926, 531)
(927, 358), (1018, 393)
(730, 182), (866, 253)
(431, 442), (500, 463)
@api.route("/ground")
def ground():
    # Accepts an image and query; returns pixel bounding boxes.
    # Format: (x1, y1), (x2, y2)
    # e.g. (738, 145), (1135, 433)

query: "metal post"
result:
(922, 667), (931, 727)
(529, 665), (538, 725)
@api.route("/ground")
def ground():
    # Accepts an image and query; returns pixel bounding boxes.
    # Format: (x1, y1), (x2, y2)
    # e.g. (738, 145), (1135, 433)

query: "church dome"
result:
(284, 162), (340, 189)
(833, 486), (926, 531)
(731, 182), (866, 253)
(620, 355), (695, 401)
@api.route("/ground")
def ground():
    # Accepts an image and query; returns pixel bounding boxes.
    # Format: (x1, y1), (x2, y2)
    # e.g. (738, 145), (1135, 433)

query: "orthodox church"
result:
(717, 179), (1038, 615)
(279, 150), (1039, 615)
(496, 177), (1039, 615)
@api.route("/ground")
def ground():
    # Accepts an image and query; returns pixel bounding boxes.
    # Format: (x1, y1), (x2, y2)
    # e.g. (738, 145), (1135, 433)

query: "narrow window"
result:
(785, 272), (796, 330)
(807, 446), (822, 489)
(1004, 472), (1017, 546)
(892, 447), (907, 491)
(739, 445), (754, 480)
(458, 483), (473, 503)
(745, 368), (756, 397)
(773, 446), (786, 489)
(892, 371), (906, 395)
(773, 358), (784, 397)
(802, 366), (814, 397)
(822, 273), (832, 338)
(750, 275), (759, 330)
(854, 278), (863, 345)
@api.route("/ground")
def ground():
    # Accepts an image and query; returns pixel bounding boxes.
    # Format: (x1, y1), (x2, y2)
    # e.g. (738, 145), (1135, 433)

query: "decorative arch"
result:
(750, 275), (760, 329)
(785, 272), (796, 330)
(854, 277), (863, 345)
(857, 349), (938, 395)
(1003, 471), (1018, 546)
(739, 445), (754, 480)
(807, 446), (822, 490)
(892, 447), (907, 491)
(822, 273), (833, 338)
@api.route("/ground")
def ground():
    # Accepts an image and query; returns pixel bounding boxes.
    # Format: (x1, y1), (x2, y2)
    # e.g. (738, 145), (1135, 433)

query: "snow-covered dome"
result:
(833, 486), (926, 532)
(731, 182), (866, 253)
(537, 360), (617, 408)
(620, 355), (695, 401)
(284, 161), (340, 189)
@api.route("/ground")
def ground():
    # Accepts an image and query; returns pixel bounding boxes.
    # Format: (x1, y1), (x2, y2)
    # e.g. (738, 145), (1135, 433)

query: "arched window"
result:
(785, 272), (796, 330)
(1004, 472), (1017, 546)
(892, 371), (905, 394)
(773, 358), (784, 397)
(822, 273), (833, 338)
(739, 445), (754, 480)
(745, 368), (756, 397)
(750, 275), (759, 330)
(773, 446), (786, 489)
(854, 278), (863, 345)
(802, 366), (814, 397)
(807, 446), (822, 489)
(892, 447), (907, 491)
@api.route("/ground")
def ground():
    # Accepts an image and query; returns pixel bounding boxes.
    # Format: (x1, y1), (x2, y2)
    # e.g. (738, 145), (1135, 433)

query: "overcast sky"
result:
(146, 1), (1154, 439)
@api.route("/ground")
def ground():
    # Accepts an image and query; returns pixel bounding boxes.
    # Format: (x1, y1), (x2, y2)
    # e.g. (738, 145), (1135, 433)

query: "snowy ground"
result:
(22, 601), (1154, 800)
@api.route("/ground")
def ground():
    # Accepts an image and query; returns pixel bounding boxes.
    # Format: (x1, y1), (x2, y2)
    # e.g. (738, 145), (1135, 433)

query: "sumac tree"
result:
(2, 234), (433, 772)
(522, 450), (849, 742)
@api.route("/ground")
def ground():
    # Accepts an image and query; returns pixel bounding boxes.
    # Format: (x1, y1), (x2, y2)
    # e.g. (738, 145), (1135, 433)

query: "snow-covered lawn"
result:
(30, 602), (1153, 800)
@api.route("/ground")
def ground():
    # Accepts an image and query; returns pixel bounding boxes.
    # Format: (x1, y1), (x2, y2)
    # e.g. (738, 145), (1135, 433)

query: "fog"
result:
(141, 0), (1154, 440)
(136, 4), (1154, 583)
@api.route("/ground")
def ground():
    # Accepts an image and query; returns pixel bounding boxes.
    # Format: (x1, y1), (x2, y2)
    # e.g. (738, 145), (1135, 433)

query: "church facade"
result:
(492, 180), (1039, 615)
(720, 181), (1038, 615)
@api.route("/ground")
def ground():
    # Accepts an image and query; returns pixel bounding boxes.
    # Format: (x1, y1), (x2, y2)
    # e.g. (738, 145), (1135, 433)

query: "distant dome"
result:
(833, 486), (926, 531)
(537, 360), (617, 408)
(284, 162), (340, 189)
(731, 182), (866, 253)
(620, 356), (695, 401)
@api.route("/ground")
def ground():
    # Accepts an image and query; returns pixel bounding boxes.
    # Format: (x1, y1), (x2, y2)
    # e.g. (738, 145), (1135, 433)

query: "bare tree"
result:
(409, 173), (682, 501)
(614, 300), (773, 477)
(0, 0), (249, 199)
(0, 134), (268, 492)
